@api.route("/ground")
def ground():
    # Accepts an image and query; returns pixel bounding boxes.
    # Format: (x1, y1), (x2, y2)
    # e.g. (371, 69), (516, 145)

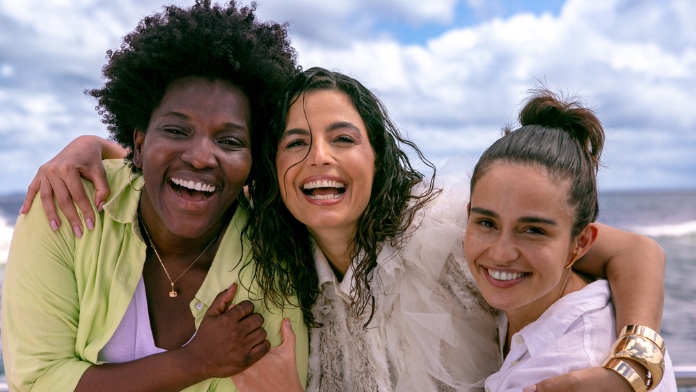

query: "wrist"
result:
(169, 346), (210, 386)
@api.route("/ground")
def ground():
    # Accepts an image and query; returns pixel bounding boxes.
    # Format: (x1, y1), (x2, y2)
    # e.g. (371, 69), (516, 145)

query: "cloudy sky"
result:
(0, 0), (694, 196)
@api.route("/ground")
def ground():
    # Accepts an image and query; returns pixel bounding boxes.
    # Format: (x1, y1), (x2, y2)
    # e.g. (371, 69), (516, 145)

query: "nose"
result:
(306, 137), (334, 166)
(181, 134), (219, 170)
(488, 231), (519, 264)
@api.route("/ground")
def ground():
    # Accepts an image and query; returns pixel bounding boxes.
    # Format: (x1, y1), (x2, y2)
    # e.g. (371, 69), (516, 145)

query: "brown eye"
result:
(335, 136), (355, 143)
(285, 139), (307, 148)
(219, 138), (245, 148)
(162, 127), (186, 135)
(477, 219), (495, 228)
(524, 227), (545, 235)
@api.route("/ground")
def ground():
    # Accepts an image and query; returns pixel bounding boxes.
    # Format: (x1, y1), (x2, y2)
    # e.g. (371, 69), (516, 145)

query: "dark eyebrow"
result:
(518, 216), (557, 226)
(327, 121), (360, 133)
(163, 111), (248, 131)
(470, 207), (557, 226)
(280, 128), (311, 139)
(470, 207), (498, 218)
(281, 121), (360, 137)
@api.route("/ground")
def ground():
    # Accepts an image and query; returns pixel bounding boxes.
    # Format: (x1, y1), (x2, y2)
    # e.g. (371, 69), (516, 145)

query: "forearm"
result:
(86, 135), (129, 159)
(2, 198), (211, 392)
(573, 223), (665, 333)
(75, 349), (208, 392)
(606, 236), (664, 331)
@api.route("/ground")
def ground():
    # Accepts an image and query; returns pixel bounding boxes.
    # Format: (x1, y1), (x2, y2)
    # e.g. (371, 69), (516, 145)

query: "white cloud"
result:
(255, 0), (459, 46)
(0, 0), (694, 193)
(292, 0), (696, 189)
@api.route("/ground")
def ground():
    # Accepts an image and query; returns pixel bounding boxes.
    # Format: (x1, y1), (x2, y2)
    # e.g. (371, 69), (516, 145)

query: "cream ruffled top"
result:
(306, 176), (501, 392)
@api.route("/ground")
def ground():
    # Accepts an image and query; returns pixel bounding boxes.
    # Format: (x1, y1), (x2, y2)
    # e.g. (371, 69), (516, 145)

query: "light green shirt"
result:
(1, 159), (308, 391)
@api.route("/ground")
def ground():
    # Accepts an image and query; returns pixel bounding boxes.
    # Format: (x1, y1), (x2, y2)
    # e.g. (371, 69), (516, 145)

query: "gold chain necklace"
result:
(140, 217), (218, 298)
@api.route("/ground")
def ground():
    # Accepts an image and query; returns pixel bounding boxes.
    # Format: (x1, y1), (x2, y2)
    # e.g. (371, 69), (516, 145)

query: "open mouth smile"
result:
(170, 177), (217, 202)
(301, 179), (346, 200)
(486, 268), (526, 281)
(482, 267), (530, 289)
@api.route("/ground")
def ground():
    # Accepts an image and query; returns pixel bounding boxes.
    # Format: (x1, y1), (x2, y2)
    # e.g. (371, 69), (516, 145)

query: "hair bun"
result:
(519, 88), (604, 170)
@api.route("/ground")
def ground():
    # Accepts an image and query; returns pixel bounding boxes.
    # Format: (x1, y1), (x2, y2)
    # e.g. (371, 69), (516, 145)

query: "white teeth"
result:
(302, 180), (346, 190)
(307, 193), (342, 200)
(171, 178), (216, 193)
(488, 269), (525, 281)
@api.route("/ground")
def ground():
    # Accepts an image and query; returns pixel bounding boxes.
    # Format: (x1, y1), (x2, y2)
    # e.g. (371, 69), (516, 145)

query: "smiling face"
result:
(133, 77), (252, 240)
(464, 163), (596, 325)
(275, 89), (376, 238)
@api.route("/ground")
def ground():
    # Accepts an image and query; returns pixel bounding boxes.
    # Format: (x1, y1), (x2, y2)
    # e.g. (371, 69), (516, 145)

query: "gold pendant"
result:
(169, 290), (178, 298)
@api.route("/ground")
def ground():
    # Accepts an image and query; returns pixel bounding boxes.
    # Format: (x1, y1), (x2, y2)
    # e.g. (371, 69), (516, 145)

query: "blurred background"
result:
(0, 0), (694, 389)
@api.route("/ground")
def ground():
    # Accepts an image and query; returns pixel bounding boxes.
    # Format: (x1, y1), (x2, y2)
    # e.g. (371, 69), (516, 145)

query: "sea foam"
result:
(630, 220), (696, 237)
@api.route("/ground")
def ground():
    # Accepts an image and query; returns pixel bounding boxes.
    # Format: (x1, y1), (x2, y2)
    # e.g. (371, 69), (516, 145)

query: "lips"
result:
(300, 178), (346, 200)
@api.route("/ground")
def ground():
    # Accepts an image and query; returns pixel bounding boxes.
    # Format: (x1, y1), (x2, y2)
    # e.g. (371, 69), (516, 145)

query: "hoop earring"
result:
(564, 251), (580, 269)
(128, 165), (144, 192)
(237, 192), (252, 210)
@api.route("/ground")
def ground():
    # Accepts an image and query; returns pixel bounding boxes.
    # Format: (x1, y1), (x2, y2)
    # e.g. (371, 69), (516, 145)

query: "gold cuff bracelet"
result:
(611, 334), (665, 390)
(621, 325), (666, 354)
(603, 357), (647, 392)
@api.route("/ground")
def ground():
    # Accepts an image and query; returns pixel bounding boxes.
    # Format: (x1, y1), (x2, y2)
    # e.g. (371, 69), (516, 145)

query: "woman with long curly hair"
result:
(22, 68), (666, 391)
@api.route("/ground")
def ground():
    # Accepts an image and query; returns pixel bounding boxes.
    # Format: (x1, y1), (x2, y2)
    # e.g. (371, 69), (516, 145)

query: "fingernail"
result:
(97, 201), (105, 212)
(50, 220), (59, 231)
(86, 218), (94, 230)
(18, 206), (24, 215)
(523, 386), (537, 392)
(73, 225), (83, 238)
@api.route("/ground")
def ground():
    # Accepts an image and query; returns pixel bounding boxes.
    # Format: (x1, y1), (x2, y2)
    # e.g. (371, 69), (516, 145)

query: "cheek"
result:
(275, 157), (296, 205)
(359, 156), (376, 199)
(528, 247), (566, 277)
(463, 232), (482, 263)
(224, 152), (253, 183)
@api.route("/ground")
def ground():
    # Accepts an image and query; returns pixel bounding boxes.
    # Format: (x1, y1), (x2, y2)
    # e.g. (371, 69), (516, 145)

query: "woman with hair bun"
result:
(464, 89), (677, 392)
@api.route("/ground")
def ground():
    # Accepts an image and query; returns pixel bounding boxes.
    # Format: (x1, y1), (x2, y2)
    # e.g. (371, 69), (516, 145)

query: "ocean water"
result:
(0, 190), (694, 382)
(597, 189), (696, 366)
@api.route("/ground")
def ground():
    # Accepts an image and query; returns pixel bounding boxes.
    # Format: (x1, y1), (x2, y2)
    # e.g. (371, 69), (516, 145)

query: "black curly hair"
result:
(244, 67), (439, 327)
(88, 0), (299, 182)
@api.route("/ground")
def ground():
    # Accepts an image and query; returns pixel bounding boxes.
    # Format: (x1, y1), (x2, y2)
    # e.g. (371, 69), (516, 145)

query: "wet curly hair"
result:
(244, 67), (439, 327)
(88, 0), (299, 181)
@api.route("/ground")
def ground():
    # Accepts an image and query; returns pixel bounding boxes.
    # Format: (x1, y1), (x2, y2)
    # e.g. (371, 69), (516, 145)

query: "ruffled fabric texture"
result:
(306, 174), (500, 392)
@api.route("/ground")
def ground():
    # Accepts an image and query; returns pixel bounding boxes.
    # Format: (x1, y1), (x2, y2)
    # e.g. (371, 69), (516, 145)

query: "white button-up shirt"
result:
(485, 280), (678, 392)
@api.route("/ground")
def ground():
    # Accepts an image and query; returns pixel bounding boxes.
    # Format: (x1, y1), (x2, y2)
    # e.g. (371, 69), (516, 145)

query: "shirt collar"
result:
(194, 206), (250, 308)
(312, 238), (356, 302)
(516, 280), (611, 357)
(102, 160), (143, 227)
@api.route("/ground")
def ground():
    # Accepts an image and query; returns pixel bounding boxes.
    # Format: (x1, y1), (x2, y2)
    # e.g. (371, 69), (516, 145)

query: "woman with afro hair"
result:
(1, 1), (308, 391)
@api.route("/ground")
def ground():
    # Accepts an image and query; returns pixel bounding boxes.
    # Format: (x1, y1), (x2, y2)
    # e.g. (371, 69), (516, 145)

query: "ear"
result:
(132, 129), (145, 168)
(573, 223), (600, 259)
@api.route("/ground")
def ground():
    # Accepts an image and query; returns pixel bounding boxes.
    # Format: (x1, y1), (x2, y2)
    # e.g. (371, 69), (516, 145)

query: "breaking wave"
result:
(630, 220), (696, 237)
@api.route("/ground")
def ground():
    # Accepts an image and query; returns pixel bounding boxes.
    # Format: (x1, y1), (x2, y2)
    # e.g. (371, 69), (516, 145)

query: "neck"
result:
(505, 270), (587, 354)
(309, 226), (355, 280)
(138, 194), (232, 261)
